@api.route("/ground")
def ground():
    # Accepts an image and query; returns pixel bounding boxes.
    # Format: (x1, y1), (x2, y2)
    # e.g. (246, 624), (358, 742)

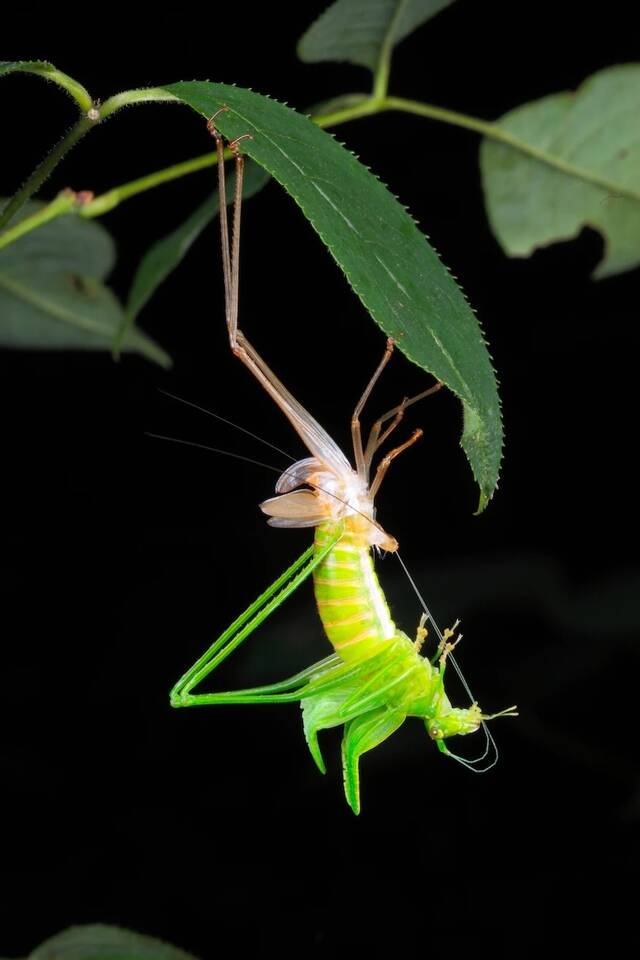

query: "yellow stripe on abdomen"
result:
(313, 522), (396, 664)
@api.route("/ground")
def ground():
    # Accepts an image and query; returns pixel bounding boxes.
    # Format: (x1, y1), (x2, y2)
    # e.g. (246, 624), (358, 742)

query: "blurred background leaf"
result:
(0, 201), (169, 366)
(25, 925), (198, 960)
(298, 0), (457, 70)
(481, 64), (640, 278)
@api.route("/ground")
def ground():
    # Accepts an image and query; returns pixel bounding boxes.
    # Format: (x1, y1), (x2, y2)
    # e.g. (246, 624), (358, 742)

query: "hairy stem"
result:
(99, 87), (180, 118)
(5, 83), (638, 247)
(0, 191), (81, 250)
(382, 95), (640, 203)
(0, 87), (179, 233)
(13, 62), (94, 113)
(83, 153), (218, 218)
(0, 117), (96, 230)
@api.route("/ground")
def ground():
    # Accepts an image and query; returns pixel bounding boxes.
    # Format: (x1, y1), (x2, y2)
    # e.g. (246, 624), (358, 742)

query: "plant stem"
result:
(315, 97), (380, 128)
(16, 62), (94, 113)
(0, 191), (78, 250)
(317, 94), (640, 203)
(0, 117), (96, 231)
(82, 152), (218, 218)
(382, 95), (640, 203)
(99, 87), (180, 118)
(0, 87), (178, 233)
(5, 84), (639, 248)
(372, 0), (406, 103)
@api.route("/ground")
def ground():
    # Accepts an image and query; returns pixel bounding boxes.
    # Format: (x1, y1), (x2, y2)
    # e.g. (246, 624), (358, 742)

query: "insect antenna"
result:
(146, 432), (287, 477)
(440, 738), (499, 774)
(158, 389), (296, 462)
(155, 393), (393, 535)
(147, 430), (393, 537)
(147, 434), (396, 533)
(395, 550), (500, 771)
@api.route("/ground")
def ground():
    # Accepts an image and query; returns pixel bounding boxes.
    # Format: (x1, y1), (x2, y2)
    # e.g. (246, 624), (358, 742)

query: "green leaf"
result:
(122, 161), (270, 342)
(0, 201), (170, 366)
(27, 924), (199, 960)
(480, 64), (640, 279)
(298, 0), (457, 71)
(162, 81), (501, 510)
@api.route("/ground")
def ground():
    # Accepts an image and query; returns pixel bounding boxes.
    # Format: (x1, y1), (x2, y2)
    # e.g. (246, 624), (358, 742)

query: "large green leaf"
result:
(25, 925), (199, 960)
(480, 64), (640, 279)
(298, 0), (457, 71)
(162, 81), (501, 510)
(0, 201), (169, 365)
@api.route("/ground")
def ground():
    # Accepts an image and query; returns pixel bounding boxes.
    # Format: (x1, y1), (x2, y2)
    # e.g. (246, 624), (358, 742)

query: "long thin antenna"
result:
(395, 550), (498, 770)
(442, 736), (500, 773)
(148, 433), (394, 539)
(158, 389), (296, 463)
(146, 433), (285, 476)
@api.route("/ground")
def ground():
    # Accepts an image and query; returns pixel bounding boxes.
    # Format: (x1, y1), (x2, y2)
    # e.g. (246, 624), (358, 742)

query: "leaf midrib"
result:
(0, 271), (112, 336)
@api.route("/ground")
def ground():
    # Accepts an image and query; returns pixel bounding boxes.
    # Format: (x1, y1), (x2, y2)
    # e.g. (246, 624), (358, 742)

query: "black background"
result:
(2, 2), (638, 956)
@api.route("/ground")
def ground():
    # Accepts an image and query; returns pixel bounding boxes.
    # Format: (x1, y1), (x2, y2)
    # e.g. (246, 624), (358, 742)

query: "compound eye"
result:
(428, 723), (442, 740)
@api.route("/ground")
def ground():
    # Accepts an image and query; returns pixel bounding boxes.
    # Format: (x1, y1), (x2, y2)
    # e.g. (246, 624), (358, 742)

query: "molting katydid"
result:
(169, 114), (517, 814)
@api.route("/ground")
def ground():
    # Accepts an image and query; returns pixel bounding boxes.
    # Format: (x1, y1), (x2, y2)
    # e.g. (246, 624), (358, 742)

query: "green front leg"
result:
(301, 647), (413, 776)
(302, 675), (368, 774)
(341, 708), (406, 815)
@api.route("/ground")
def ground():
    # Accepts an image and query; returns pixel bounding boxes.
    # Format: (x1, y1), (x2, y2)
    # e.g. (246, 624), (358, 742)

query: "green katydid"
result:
(170, 115), (517, 814)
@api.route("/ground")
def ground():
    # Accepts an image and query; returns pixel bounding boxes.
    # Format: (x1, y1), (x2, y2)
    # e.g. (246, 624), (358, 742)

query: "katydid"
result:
(170, 114), (516, 814)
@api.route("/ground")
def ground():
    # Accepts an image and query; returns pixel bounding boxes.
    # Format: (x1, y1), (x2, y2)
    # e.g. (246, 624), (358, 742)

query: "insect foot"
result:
(170, 689), (192, 708)
(414, 613), (428, 652)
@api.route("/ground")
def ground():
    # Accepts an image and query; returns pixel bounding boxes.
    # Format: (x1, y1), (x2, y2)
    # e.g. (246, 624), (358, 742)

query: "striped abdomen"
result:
(313, 522), (396, 664)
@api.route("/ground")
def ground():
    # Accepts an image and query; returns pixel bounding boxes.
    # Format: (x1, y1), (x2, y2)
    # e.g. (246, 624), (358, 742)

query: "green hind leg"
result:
(171, 529), (343, 707)
(173, 655), (342, 707)
(341, 708), (406, 815)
